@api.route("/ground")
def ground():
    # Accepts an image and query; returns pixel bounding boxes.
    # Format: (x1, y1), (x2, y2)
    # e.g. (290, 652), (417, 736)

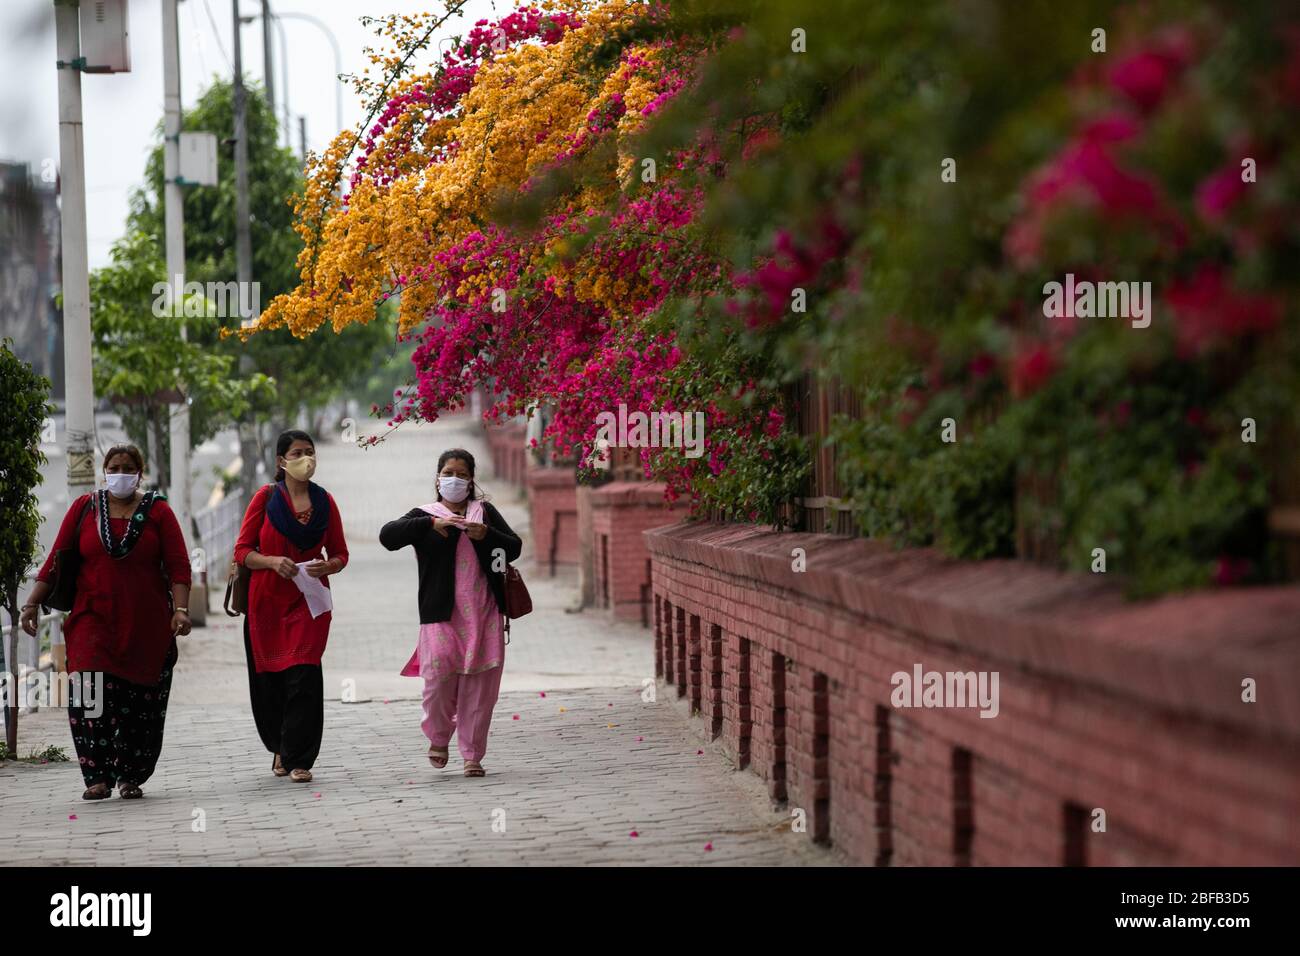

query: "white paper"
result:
(293, 562), (334, 619)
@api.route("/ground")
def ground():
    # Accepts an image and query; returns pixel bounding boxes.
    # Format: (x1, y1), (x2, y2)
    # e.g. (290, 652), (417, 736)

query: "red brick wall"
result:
(647, 521), (1300, 866)
(576, 484), (596, 607)
(526, 468), (580, 574)
(589, 482), (687, 624)
(483, 420), (527, 487)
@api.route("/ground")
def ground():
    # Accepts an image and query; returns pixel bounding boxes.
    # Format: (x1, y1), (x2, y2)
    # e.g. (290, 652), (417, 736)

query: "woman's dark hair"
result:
(435, 448), (484, 501)
(103, 444), (144, 474)
(274, 429), (315, 482)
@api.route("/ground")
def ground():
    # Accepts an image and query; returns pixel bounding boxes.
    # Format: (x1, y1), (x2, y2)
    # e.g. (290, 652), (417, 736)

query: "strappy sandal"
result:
(82, 782), (111, 800)
(463, 761), (486, 778)
(428, 745), (449, 769)
(272, 754), (289, 777)
(118, 783), (144, 799)
(289, 769), (313, 783)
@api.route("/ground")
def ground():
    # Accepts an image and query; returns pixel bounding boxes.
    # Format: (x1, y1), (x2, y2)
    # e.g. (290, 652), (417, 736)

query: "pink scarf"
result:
(418, 498), (485, 524)
(399, 497), (501, 678)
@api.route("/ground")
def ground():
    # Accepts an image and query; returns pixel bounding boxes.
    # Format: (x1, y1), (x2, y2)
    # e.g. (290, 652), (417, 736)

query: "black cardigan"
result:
(379, 500), (523, 624)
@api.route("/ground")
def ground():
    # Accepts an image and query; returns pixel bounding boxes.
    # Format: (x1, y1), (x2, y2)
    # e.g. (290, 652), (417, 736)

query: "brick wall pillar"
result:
(662, 599), (675, 685)
(785, 668), (831, 844)
(703, 622), (723, 739)
(674, 604), (686, 698)
(576, 484), (595, 607)
(482, 419), (527, 488)
(721, 632), (751, 769)
(749, 647), (788, 802)
(509, 440), (527, 486)
(687, 613), (702, 716)
(588, 481), (687, 624)
(526, 467), (579, 575)
(654, 594), (664, 679)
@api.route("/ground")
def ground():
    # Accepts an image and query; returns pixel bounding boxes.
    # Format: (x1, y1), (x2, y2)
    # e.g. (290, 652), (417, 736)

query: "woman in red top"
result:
(234, 429), (348, 783)
(20, 444), (192, 801)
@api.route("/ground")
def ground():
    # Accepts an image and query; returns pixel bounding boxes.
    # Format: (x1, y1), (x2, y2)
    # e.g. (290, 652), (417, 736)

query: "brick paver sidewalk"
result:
(1, 416), (838, 866)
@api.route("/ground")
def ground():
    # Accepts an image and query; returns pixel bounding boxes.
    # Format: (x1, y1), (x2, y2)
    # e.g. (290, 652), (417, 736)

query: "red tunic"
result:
(234, 484), (349, 673)
(36, 494), (191, 686)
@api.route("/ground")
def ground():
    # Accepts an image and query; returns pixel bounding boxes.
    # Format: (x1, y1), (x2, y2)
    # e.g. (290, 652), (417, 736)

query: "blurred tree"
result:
(0, 339), (52, 751)
(87, 230), (272, 483)
(124, 78), (399, 448)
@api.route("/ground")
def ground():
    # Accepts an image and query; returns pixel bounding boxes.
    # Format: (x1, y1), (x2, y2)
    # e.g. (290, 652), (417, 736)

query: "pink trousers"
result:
(421, 665), (503, 762)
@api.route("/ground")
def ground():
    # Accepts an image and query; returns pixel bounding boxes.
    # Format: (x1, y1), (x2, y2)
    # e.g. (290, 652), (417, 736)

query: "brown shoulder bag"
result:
(224, 485), (271, 617)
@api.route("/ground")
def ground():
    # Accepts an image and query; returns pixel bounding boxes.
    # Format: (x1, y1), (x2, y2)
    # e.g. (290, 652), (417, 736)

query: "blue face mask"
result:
(438, 476), (470, 503)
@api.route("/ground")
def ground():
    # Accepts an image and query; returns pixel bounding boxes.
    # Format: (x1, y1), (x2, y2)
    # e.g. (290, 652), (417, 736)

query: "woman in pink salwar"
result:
(379, 449), (522, 777)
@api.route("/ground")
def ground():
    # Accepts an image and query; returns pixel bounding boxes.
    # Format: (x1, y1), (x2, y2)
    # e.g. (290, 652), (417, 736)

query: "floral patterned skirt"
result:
(67, 640), (177, 787)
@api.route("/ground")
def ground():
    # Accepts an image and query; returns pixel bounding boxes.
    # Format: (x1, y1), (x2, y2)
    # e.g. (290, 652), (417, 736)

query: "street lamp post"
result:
(274, 13), (290, 148)
(261, 0), (274, 120)
(162, 0), (193, 571)
(233, 0), (259, 503)
(243, 11), (343, 151)
(53, 1), (96, 508)
(273, 11), (345, 136)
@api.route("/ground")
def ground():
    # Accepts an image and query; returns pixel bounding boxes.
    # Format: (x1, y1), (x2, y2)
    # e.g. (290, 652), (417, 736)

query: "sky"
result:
(0, 0), (498, 269)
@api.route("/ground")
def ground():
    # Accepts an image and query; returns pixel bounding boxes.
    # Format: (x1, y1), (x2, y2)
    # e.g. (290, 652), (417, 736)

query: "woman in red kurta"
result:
(21, 444), (192, 801)
(234, 429), (348, 782)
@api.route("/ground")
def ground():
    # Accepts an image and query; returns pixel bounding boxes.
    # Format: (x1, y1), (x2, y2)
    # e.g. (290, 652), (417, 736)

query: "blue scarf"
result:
(265, 480), (330, 551)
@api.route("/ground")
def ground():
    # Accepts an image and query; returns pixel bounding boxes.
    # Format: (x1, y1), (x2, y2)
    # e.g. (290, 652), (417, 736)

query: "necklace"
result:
(97, 489), (159, 559)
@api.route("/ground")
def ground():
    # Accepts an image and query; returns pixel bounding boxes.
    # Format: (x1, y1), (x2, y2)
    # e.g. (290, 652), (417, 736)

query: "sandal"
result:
(272, 754), (289, 777)
(118, 783), (143, 799)
(428, 745), (449, 769)
(82, 782), (111, 800)
(463, 761), (486, 778)
(289, 769), (313, 783)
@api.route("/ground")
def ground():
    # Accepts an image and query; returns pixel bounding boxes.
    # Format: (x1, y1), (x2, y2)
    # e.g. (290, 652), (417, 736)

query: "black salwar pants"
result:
(68, 641), (177, 788)
(243, 618), (323, 772)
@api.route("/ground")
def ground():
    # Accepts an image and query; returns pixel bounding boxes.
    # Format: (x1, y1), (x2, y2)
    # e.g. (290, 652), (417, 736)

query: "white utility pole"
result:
(54, 0), (96, 505)
(233, 0), (259, 502)
(261, 1), (274, 122)
(162, 0), (193, 555)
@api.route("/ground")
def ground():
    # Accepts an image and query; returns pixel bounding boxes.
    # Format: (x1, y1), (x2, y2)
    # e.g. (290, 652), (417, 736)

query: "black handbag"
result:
(43, 498), (93, 612)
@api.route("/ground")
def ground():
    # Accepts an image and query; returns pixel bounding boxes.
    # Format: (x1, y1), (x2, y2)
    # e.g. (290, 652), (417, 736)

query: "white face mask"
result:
(105, 472), (140, 499)
(438, 475), (470, 503)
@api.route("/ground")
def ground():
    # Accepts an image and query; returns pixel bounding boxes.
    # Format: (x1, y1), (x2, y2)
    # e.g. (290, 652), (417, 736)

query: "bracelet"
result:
(175, 607), (190, 614)
(21, 603), (39, 610)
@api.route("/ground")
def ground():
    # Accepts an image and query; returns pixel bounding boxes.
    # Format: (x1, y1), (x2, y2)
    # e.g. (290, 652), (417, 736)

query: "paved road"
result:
(1, 414), (839, 866)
